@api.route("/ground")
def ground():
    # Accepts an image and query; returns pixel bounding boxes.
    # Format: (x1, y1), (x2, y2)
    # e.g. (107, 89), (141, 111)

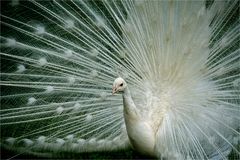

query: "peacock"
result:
(1, 0), (239, 159)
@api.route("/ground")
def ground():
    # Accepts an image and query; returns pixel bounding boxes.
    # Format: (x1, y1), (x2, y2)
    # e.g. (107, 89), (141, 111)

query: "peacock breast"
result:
(124, 115), (156, 156)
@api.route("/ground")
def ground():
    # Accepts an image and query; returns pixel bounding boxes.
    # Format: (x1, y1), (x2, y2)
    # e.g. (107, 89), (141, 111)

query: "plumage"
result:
(0, 0), (239, 159)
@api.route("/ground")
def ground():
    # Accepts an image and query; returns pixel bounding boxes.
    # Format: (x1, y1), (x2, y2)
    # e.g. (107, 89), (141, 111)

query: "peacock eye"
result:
(120, 83), (123, 86)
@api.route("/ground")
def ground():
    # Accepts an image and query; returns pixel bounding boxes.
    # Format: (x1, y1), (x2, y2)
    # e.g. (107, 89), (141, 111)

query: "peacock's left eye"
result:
(120, 83), (123, 86)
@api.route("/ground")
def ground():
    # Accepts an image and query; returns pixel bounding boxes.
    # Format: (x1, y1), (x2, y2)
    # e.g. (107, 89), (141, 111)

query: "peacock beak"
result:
(112, 87), (117, 95)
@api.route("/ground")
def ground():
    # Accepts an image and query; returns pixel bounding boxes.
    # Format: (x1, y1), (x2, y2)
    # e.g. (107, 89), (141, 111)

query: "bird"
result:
(0, 0), (239, 159)
(112, 77), (156, 157)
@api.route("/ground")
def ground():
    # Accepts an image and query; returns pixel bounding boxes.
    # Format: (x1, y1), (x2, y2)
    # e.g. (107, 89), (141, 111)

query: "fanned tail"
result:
(1, 0), (135, 155)
(0, 0), (239, 159)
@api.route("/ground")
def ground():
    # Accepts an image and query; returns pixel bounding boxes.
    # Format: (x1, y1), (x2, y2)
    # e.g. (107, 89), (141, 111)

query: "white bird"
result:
(0, 0), (239, 159)
(112, 77), (156, 156)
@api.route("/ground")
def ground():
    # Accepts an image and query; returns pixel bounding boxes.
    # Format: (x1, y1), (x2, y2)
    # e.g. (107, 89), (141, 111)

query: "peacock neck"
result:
(122, 86), (139, 119)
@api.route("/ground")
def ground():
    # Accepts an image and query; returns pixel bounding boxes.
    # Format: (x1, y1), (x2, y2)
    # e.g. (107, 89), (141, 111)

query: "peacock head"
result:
(112, 77), (127, 94)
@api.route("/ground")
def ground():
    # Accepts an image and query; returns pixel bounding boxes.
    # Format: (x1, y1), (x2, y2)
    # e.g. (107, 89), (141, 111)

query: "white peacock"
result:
(0, 0), (239, 159)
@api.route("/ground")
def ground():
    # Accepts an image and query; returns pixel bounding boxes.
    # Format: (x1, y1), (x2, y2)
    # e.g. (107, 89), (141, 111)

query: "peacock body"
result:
(1, 0), (239, 159)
